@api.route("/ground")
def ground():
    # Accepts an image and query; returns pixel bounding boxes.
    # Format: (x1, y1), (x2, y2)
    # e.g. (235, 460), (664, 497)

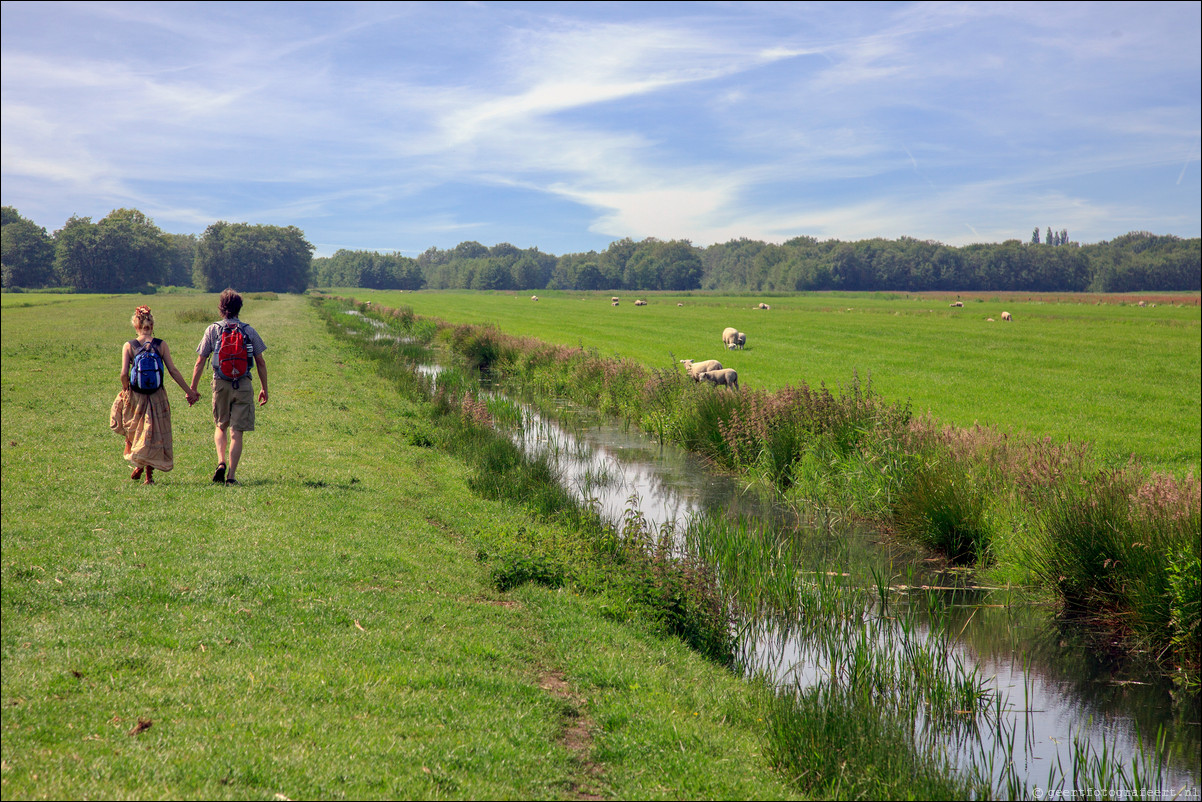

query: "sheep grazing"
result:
(531, 295), (539, 301)
(722, 326), (739, 349)
(680, 359), (722, 381)
(677, 302), (683, 307)
(757, 302), (771, 310)
(735, 331), (746, 349)
(1001, 311), (1012, 322)
(698, 368), (739, 390)
(611, 297), (620, 303)
(950, 301), (963, 308)
(634, 299), (647, 306)
(612, 300), (619, 306)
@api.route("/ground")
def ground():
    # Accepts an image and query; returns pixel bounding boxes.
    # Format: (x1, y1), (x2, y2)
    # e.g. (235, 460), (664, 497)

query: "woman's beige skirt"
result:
(110, 388), (174, 471)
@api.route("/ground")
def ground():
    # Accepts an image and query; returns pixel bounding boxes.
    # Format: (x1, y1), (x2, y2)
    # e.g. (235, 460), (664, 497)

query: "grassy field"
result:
(336, 289), (1201, 474)
(1, 293), (803, 799)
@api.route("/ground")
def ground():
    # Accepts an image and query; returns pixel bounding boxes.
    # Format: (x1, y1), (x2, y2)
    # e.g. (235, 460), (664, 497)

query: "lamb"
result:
(680, 358), (722, 380)
(735, 331), (746, 349)
(698, 368), (739, 390)
(1001, 311), (1012, 321)
(722, 327), (739, 349)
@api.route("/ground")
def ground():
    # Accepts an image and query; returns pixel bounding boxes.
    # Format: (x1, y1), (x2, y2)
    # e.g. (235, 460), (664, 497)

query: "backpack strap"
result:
(210, 321), (228, 361)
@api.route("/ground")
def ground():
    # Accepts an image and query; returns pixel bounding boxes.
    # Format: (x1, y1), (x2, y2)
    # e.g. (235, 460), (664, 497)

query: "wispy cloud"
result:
(1, 1), (1197, 253)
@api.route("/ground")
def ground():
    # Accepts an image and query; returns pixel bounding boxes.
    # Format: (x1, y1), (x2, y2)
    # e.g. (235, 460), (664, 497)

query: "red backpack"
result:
(214, 321), (252, 384)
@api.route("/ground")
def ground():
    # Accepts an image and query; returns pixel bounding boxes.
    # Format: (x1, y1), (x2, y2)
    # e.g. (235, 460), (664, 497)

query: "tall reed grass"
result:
(687, 508), (1182, 799)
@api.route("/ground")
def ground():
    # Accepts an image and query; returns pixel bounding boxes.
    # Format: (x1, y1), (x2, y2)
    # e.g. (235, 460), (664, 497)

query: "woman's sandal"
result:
(143, 467), (155, 485)
(131, 466), (144, 481)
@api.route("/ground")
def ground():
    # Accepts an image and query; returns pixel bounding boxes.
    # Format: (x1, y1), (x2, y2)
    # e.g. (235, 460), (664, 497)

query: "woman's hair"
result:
(131, 305), (154, 331)
(218, 288), (243, 319)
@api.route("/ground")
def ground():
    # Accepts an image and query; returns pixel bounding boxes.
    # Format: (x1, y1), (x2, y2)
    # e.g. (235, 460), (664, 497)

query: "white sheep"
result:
(722, 326), (739, 349)
(611, 297), (620, 303)
(735, 331), (746, 349)
(698, 368), (739, 390)
(634, 299), (647, 306)
(680, 358), (722, 381)
(612, 300), (619, 306)
(757, 302), (771, 310)
(950, 301), (963, 308)
(1001, 311), (1012, 321)
(531, 295), (539, 301)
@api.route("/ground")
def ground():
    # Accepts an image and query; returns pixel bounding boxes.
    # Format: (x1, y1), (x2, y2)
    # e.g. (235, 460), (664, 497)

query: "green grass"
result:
(1, 294), (801, 799)
(334, 289), (1201, 474)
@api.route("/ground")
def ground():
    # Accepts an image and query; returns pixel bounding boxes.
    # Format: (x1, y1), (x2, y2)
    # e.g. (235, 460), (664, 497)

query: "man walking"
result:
(190, 289), (269, 485)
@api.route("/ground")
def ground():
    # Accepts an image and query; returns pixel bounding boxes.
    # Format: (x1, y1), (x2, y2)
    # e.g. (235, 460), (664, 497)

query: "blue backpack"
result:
(129, 338), (164, 394)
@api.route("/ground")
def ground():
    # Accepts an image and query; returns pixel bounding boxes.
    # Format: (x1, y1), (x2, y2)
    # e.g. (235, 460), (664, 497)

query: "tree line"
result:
(2, 207), (312, 294)
(3, 205), (1198, 294)
(313, 233), (1198, 294)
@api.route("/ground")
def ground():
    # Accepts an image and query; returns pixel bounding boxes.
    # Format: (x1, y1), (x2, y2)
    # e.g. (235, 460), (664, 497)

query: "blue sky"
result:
(2, 1), (1199, 258)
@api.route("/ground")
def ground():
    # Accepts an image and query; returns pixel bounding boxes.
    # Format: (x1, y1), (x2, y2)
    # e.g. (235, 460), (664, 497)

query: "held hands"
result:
(186, 387), (200, 406)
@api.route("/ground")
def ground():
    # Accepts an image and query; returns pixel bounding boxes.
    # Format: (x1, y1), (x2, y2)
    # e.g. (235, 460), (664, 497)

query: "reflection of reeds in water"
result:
(685, 510), (1181, 797)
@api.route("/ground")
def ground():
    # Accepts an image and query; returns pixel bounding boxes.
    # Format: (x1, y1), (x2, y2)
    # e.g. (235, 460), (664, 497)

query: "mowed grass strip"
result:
(341, 289), (1201, 474)
(0, 294), (797, 800)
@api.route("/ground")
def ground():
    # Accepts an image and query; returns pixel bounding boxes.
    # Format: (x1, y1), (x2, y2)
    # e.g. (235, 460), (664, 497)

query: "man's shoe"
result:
(212, 462), (226, 483)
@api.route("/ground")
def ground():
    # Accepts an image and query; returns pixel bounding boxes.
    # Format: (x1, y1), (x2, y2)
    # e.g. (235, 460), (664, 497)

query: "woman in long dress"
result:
(110, 305), (199, 484)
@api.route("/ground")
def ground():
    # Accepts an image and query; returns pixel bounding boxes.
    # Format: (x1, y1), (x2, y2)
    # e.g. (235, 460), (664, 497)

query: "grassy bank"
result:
(1, 293), (804, 799)
(332, 294), (1200, 672)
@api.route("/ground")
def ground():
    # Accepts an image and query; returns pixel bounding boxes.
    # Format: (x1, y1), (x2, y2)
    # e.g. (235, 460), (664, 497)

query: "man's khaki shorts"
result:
(213, 378), (255, 432)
